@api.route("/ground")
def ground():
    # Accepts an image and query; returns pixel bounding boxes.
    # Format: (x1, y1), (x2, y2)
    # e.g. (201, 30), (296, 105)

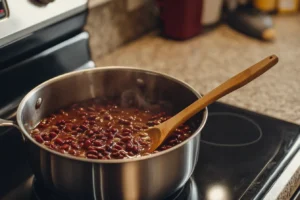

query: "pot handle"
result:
(0, 118), (19, 128)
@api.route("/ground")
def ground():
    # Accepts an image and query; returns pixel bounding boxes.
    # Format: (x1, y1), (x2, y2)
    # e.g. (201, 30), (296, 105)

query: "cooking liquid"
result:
(31, 98), (193, 160)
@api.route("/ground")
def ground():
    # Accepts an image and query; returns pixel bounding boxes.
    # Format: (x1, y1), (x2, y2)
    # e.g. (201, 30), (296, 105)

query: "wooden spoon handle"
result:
(160, 55), (279, 136)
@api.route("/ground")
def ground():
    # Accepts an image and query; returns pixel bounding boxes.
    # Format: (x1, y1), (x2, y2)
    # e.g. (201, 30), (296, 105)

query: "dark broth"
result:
(31, 98), (193, 160)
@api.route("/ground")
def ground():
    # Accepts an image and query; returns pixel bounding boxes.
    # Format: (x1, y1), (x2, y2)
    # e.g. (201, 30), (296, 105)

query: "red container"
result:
(156, 0), (203, 40)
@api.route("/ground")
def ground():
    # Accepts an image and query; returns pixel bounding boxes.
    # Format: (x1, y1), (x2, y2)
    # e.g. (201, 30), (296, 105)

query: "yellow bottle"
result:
(277, 0), (299, 13)
(253, 0), (277, 12)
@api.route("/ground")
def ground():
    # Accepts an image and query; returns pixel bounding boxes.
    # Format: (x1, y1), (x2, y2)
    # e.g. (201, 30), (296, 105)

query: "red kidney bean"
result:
(71, 131), (78, 135)
(76, 128), (84, 133)
(142, 125), (148, 129)
(103, 114), (113, 120)
(64, 126), (72, 132)
(114, 144), (123, 150)
(121, 131), (131, 136)
(110, 128), (118, 134)
(43, 135), (51, 141)
(120, 150), (127, 156)
(100, 136), (107, 141)
(92, 126), (101, 132)
(116, 141), (125, 146)
(79, 142), (84, 148)
(111, 148), (119, 154)
(114, 134), (122, 139)
(50, 144), (57, 150)
(169, 139), (178, 145)
(126, 143), (133, 151)
(34, 135), (44, 143)
(175, 129), (184, 135)
(95, 133), (102, 139)
(57, 120), (65, 125)
(87, 146), (96, 151)
(122, 128), (132, 133)
(99, 109), (106, 114)
(132, 125), (142, 130)
(129, 116), (135, 121)
(61, 144), (70, 150)
(87, 150), (98, 155)
(132, 139), (138, 145)
(31, 129), (40, 135)
(121, 136), (132, 142)
(106, 122), (112, 128)
(71, 142), (80, 150)
(87, 154), (98, 159)
(178, 135), (186, 141)
(51, 126), (60, 133)
(107, 134), (113, 139)
(160, 146), (167, 150)
(72, 125), (79, 130)
(50, 114), (56, 118)
(37, 123), (47, 128)
(98, 154), (104, 159)
(69, 149), (77, 155)
(111, 152), (120, 158)
(89, 121), (96, 125)
(132, 145), (139, 154)
(55, 138), (64, 145)
(86, 130), (94, 136)
(58, 125), (65, 130)
(44, 141), (51, 146)
(49, 132), (57, 138)
(130, 152), (137, 156)
(95, 146), (106, 153)
(58, 149), (65, 154)
(84, 139), (92, 149)
(80, 125), (88, 131)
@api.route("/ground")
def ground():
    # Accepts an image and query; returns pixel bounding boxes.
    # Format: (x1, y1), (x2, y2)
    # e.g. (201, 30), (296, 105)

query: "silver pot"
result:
(0, 67), (208, 200)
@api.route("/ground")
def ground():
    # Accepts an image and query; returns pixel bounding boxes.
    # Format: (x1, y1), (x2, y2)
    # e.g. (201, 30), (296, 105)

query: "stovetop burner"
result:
(201, 112), (263, 147)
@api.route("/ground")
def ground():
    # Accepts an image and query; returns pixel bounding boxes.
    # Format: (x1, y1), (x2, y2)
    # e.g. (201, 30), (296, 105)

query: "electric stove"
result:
(0, 1), (299, 199)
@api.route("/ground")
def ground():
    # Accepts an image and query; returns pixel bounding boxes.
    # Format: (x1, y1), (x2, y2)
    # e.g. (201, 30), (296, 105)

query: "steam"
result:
(120, 89), (173, 113)
(99, 71), (174, 113)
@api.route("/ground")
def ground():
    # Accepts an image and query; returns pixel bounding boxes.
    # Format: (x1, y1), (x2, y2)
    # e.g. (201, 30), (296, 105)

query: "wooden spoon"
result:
(143, 55), (279, 153)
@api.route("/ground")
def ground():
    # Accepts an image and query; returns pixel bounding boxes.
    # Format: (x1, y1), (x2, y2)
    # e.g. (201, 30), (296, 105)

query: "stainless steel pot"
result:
(0, 67), (208, 200)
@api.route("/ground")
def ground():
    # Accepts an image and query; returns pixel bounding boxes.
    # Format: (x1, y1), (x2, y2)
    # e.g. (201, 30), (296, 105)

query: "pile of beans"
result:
(30, 98), (193, 160)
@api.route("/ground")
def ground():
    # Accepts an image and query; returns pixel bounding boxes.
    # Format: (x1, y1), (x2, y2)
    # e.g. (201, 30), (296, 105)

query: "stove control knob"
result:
(35, 0), (55, 5)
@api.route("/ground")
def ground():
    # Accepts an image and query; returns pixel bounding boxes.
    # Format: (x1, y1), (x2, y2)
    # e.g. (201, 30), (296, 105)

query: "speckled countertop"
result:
(94, 15), (300, 125)
(93, 15), (300, 199)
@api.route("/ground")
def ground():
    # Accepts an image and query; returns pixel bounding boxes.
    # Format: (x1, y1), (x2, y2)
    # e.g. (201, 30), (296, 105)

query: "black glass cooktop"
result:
(2, 102), (299, 200)
(193, 102), (299, 200)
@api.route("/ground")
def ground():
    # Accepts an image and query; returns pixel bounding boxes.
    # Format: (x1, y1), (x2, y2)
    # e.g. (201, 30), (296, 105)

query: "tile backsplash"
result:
(85, 0), (158, 61)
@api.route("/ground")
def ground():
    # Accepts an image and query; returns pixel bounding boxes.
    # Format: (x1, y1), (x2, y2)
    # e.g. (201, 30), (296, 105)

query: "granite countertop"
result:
(94, 15), (300, 125)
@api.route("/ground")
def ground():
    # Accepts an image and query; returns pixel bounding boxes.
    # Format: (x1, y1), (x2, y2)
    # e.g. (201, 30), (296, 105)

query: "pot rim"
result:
(17, 66), (208, 163)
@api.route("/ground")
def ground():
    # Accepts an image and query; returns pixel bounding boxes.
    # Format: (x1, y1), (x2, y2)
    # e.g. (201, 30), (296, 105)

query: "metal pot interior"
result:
(17, 67), (208, 162)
